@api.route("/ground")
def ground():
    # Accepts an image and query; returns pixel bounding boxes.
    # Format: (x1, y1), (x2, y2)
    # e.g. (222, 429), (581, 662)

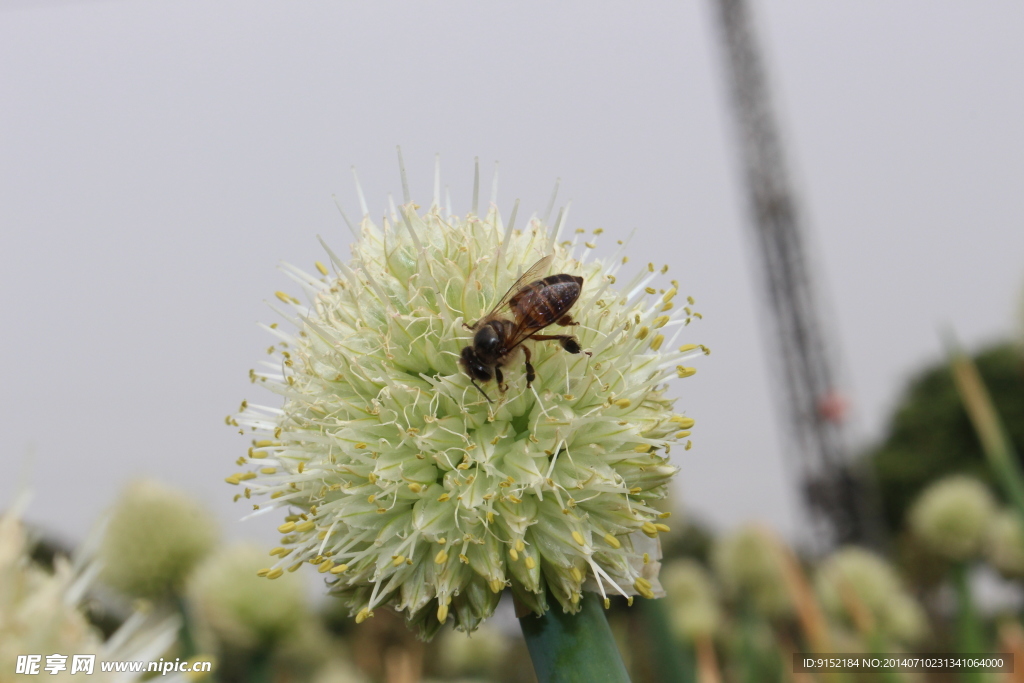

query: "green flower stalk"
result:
(99, 479), (217, 600)
(228, 158), (705, 637)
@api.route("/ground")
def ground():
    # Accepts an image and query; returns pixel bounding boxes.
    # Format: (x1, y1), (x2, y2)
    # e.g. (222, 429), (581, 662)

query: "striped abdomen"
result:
(509, 274), (583, 328)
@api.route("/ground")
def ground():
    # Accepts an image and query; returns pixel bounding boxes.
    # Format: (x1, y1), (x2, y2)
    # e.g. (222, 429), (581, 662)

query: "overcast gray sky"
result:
(2, 1), (1023, 550)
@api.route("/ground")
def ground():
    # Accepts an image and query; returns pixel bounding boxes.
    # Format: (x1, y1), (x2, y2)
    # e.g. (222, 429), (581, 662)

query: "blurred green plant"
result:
(866, 343), (1024, 531)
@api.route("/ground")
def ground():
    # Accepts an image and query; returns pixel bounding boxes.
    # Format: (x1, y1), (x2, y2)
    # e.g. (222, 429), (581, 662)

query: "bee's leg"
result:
(522, 345), (536, 387)
(556, 314), (579, 327)
(495, 366), (508, 393)
(462, 321), (475, 330)
(528, 334), (587, 355)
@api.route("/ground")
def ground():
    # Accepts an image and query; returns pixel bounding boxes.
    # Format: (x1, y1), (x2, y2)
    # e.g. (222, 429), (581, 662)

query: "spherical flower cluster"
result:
(227, 166), (705, 636)
(188, 544), (308, 649)
(908, 476), (996, 562)
(99, 480), (217, 599)
(815, 547), (926, 644)
(711, 524), (790, 616)
(985, 510), (1024, 578)
(0, 506), (179, 681)
(661, 559), (720, 640)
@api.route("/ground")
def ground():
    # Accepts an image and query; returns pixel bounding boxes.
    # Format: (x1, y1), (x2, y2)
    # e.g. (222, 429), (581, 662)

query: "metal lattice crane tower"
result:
(710, 0), (874, 548)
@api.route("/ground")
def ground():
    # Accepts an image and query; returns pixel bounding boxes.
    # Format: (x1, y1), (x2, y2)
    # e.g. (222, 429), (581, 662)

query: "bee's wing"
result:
(484, 255), (553, 317)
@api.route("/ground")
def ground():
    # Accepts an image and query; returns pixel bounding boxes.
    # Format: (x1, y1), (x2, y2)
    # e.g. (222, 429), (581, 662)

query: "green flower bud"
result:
(815, 546), (926, 644)
(188, 544), (307, 649)
(99, 479), (217, 599)
(661, 559), (720, 639)
(711, 524), (790, 616)
(986, 509), (1024, 578)
(909, 476), (996, 561)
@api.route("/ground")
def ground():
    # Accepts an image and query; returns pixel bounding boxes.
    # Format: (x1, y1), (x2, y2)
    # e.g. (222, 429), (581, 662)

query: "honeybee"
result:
(460, 255), (588, 402)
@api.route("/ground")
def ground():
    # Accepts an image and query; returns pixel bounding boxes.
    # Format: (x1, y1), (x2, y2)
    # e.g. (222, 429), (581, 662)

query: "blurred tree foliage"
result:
(866, 342), (1024, 532)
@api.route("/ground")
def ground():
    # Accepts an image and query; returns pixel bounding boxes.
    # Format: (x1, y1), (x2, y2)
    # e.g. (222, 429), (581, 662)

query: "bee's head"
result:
(472, 325), (502, 362)
(460, 345), (492, 382)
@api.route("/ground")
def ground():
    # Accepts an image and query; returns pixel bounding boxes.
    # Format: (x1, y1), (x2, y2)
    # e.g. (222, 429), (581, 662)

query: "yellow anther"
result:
(509, 548), (519, 561)
(489, 579), (504, 593)
(367, 495), (376, 503)
(635, 326), (649, 340)
(330, 564), (348, 574)
(437, 493), (450, 502)
(437, 603), (449, 623)
(270, 491), (285, 499)
(634, 444), (651, 453)
(224, 475), (241, 485)
(295, 521), (315, 532)
(570, 592), (580, 605)
(508, 495), (522, 504)
(367, 472), (377, 484)
(238, 472), (256, 481)
(355, 442), (367, 449)
(456, 462), (470, 470)
(438, 537), (447, 545)
(318, 560), (335, 573)
(634, 578), (655, 600)
(260, 467), (277, 474)
(659, 511), (671, 519)
(613, 398), (631, 408)
(287, 563), (302, 572)
(254, 440), (279, 447)
(654, 523), (670, 533)
(408, 482), (422, 493)
(275, 291), (299, 304)
(685, 440), (693, 450)
(663, 287), (677, 302)
(662, 302), (673, 311)
(266, 568), (285, 580)
(675, 430), (691, 439)
(670, 416), (695, 428)
(355, 608), (373, 624)
(585, 242), (596, 249)
(604, 533), (621, 549)
(629, 487), (642, 494)
(486, 511), (495, 522)
(643, 553), (650, 564)
(277, 522), (296, 533)
(645, 287), (656, 295)
(687, 296), (695, 305)
(257, 568), (270, 577)
(652, 315), (670, 328)
(458, 554), (469, 564)
(569, 567), (583, 583)
(641, 522), (659, 538)
(318, 530), (327, 539)
(515, 539), (525, 552)
(525, 556), (536, 570)
(649, 334), (665, 351)
(627, 596), (634, 606)
(676, 366), (697, 378)
(679, 344), (699, 352)
(315, 261), (328, 275)
(434, 550), (448, 565)
(604, 598), (611, 609)
(392, 555), (405, 567)
(571, 531), (586, 546)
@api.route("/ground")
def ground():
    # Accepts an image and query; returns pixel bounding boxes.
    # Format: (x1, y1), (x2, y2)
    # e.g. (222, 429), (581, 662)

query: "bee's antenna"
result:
(471, 379), (494, 404)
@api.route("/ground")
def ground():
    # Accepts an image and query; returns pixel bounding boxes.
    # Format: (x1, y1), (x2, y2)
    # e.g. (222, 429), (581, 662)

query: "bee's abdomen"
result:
(511, 274), (583, 328)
